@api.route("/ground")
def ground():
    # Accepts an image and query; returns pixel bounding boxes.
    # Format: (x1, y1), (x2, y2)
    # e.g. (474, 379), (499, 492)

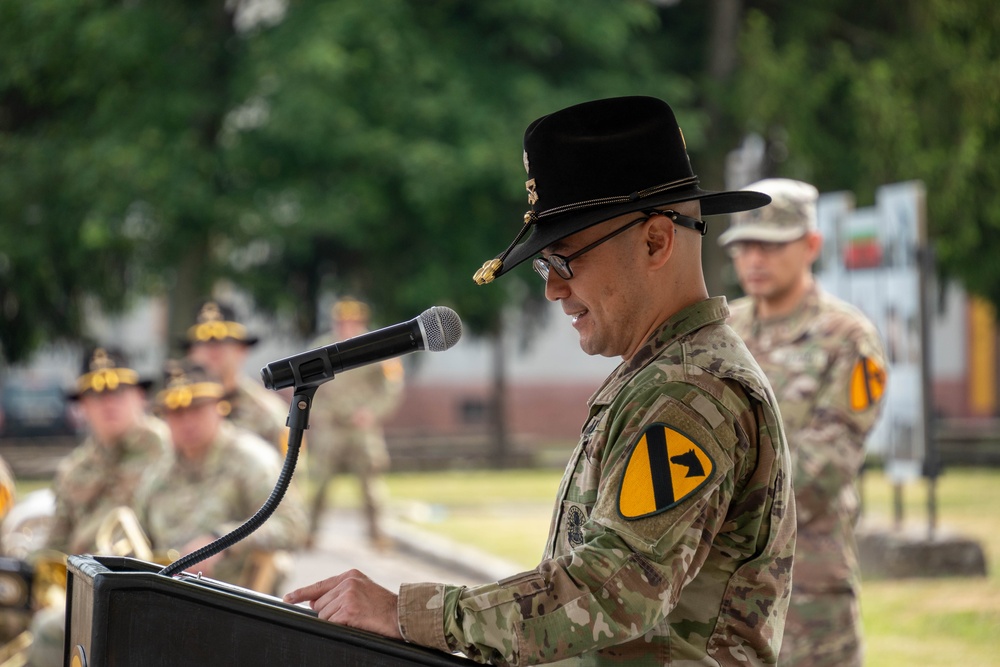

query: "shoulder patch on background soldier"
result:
(849, 356), (886, 411)
(383, 358), (404, 382)
(618, 423), (715, 520)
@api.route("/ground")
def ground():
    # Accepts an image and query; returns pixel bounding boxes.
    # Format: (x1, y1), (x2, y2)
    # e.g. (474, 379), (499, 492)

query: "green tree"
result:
(0, 1), (258, 362)
(724, 0), (1000, 303)
(1, 1), (693, 364)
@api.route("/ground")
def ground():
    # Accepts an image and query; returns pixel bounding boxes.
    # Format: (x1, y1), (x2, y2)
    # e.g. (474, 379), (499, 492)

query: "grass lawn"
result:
(18, 461), (998, 665)
(377, 465), (1000, 667)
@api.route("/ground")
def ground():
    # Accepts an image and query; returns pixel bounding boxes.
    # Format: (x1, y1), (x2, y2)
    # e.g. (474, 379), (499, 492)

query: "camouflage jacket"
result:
(45, 416), (170, 555)
(399, 297), (795, 666)
(228, 374), (290, 453)
(728, 285), (886, 593)
(134, 421), (308, 587)
(0, 455), (14, 519)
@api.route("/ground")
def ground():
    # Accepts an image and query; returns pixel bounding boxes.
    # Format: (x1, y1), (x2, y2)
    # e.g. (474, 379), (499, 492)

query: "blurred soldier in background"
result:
(26, 347), (169, 667)
(305, 297), (404, 551)
(0, 454), (20, 646)
(721, 178), (888, 667)
(135, 360), (308, 594)
(0, 455), (15, 549)
(184, 300), (290, 453)
(45, 347), (169, 557)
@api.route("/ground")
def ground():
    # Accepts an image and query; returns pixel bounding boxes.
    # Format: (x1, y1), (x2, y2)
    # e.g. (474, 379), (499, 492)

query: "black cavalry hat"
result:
(68, 346), (153, 400)
(153, 359), (226, 413)
(473, 96), (771, 284)
(182, 300), (260, 348)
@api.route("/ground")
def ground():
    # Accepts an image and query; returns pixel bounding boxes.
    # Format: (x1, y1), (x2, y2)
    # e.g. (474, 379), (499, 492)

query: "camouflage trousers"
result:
(779, 588), (862, 667)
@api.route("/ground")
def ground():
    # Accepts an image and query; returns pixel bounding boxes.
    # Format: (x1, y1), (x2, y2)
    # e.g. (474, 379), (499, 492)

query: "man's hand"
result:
(284, 569), (402, 639)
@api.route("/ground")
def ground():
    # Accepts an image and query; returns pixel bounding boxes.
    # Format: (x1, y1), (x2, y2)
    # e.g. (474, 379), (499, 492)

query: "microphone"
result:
(261, 306), (463, 390)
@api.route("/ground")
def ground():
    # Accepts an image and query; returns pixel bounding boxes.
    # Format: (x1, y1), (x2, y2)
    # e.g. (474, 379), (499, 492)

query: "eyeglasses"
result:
(533, 209), (706, 281)
(724, 240), (791, 259)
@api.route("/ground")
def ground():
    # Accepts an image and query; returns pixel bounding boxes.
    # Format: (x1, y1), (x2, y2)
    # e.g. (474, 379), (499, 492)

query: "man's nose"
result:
(544, 272), (571, 301)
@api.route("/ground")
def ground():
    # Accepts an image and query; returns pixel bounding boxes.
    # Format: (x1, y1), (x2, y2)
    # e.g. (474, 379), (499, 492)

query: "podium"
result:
(65, 555), (472, 667)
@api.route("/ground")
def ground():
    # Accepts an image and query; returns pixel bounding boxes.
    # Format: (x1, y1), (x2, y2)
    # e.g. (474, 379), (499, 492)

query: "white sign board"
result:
(816, 181), (927, 482)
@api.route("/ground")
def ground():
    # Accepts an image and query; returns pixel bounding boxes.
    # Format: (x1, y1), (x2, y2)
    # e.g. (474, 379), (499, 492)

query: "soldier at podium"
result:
(134, 359), (308, 594)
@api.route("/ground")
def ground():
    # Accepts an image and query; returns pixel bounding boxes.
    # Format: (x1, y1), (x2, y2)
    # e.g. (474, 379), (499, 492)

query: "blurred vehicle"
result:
(0, 376), (81, 441)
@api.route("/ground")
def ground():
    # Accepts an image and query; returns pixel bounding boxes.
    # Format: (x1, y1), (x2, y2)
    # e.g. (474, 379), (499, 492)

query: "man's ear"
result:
(643, 213), (676, 268)
(805, 230), (823, 264)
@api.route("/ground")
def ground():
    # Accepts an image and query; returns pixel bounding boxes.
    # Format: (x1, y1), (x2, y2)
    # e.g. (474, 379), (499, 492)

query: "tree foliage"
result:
(0, 0), (690, 362)
(723, 0), (1000, 303)
(6, 0), (998, 365)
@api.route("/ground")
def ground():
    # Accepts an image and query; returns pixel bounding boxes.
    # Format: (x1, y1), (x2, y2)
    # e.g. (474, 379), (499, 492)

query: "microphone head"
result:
(419, 306), (463, 352)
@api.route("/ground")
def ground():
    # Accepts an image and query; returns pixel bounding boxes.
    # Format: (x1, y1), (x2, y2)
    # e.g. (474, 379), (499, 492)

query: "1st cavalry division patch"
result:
(618, 423), (715, 520)
(849, 355), (886, 411)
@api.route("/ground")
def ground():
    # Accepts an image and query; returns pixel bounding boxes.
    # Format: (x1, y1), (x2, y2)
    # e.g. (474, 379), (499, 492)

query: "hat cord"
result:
(535, 175), (700, 220)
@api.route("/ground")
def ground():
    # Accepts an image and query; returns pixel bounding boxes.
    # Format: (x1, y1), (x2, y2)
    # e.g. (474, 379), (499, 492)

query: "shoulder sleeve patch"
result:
(618, 423), (716, 520)
(849, 356), (886, 411)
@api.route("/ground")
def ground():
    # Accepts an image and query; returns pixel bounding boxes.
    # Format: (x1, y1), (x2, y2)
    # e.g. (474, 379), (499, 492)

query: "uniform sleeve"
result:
(399, 387), (740, 666)
(42, 458), (81, 554)
(400, 492), (727, 665)
(366, 359), (405, 420)
(793, 326), (887, 525)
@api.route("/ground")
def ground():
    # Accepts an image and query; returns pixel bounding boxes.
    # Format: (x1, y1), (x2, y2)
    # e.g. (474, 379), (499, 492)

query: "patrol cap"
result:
(332, 297), (371, 323)
(473, 96), (771, 284)
(69, 346), (152, 401)
(183, 300), (259, 348)
(154, 359), (227, 413)
(718, 178), (819, 247)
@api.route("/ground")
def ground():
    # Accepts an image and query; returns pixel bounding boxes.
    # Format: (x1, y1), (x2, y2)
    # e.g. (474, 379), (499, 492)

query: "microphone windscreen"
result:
(419, 306), (463, 352)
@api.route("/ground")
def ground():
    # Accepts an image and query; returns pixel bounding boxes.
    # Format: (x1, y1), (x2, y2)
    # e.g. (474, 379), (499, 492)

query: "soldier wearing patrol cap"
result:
(133, 360), (308, 593)
(286, 95), (795, 666)
(721, 178), (887, 667)
(304, 297), (404, 550)
(184, 300), (290, 454)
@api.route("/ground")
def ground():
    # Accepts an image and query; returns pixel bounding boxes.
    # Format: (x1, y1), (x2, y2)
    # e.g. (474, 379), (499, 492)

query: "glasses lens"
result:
(532, 258), (550, 281)
(549, 256), (572, 280)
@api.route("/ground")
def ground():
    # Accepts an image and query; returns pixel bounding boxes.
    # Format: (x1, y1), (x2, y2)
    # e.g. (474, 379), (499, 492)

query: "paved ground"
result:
(280, 507), (524, 598)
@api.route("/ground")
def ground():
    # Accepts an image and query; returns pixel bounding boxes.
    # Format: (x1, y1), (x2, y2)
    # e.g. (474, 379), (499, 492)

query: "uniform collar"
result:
(748, 282), (822, 341)
(590, 296), (730, 407)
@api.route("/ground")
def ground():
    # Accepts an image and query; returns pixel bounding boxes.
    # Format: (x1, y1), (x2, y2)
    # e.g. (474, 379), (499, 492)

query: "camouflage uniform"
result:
(134, 421), (308, 590)
(228, 374), (290, 453)
(25, 416), (169, 667)
(0, 454), (15, 541)
(728, 285), (886, 667)
(306, 336), (404, 543)
(399, 298), (795, 666)
(45, 415), (170, 555)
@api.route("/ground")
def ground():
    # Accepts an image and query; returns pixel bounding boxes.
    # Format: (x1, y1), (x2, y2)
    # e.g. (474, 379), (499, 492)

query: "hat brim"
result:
(496, 187), (770, 278)
(717, 224), (810, 247)
(180, 335), (259, 350)
(66, 379), (154, 402)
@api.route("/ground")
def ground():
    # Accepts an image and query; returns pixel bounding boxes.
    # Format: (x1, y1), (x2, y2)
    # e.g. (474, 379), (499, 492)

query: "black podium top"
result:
(65, 555), (473, 667)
